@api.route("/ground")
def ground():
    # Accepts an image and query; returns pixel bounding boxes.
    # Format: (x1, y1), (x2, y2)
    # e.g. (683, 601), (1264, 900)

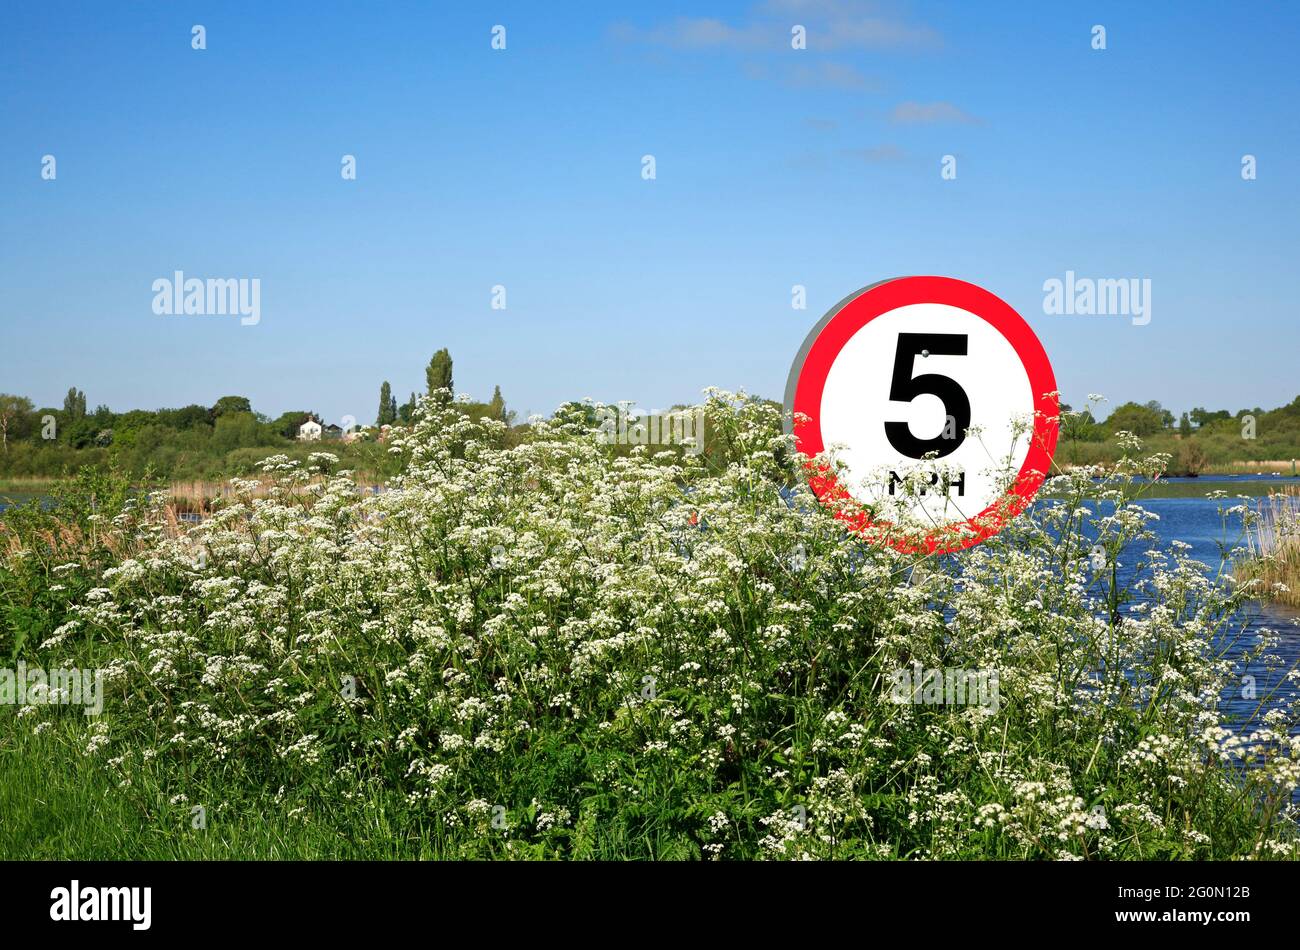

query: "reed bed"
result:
(1241, 484), (1300, 606)
(165, 477), (385, 515)
(1219, 459), (1300, 475)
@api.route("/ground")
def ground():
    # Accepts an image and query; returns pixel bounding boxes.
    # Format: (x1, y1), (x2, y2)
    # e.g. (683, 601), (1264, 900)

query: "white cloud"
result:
(842, 144), (906, 163)
(760, 0), (941, 49)
(609, 17), (774, 50)
(786, 61), (877, 89)
(890, 100), (983, 125)
(612, 1), (940, 52)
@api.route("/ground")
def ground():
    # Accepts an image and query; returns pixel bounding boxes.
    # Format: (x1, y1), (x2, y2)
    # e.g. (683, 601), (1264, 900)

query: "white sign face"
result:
(818, 302), (1033, 522)
(786, 277), (1058, 552)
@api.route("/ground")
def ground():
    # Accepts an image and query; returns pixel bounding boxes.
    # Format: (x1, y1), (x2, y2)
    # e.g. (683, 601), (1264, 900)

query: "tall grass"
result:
(164, 477), (385, 515)
(1241, 485), (1300, 607)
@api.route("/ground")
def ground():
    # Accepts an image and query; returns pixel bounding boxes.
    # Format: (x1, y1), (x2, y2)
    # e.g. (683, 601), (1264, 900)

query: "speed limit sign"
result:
(784, 276), (1058, 553)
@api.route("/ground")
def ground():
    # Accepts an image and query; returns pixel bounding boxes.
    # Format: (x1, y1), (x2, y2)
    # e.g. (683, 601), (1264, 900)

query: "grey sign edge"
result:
(781, 277), (908, 437)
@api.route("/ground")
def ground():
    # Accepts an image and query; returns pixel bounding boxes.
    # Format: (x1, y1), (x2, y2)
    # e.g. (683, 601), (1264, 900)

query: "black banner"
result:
(1, 860), (1286, 936)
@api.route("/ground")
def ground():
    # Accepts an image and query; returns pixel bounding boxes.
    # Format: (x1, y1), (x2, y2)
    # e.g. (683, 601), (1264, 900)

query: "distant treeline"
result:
(1058, 397), (1300, 472)
(0, 349), (515, 481)
(3, 365), (1298, 481)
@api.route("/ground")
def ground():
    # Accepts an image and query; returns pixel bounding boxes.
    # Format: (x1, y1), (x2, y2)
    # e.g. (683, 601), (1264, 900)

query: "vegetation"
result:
(1056, 396), (1300, 474)
(1, 392), (1297, 859)
(0, 467), (143, 663)
(0, 349), (514, 484)
(1176, 438), (1209, 477)
(426, 348), (454, 403)
(4, 366), (1299, 485)
(376, 381), (397, 427)
(1239, 485), (1300, 608)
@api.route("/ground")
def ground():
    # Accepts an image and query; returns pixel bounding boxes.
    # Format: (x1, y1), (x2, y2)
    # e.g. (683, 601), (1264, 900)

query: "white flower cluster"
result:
(20, 390), (1300, 859)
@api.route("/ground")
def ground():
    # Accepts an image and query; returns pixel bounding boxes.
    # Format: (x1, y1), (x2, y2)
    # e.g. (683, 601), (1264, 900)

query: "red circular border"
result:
(792, 276), (1058, 554)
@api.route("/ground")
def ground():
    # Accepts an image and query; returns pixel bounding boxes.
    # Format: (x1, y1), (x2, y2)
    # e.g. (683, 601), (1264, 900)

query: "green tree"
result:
(1059, 403), (1104, 441)
(377, 381), (395, 425)
(1143, 400), (1174, 429)
(271, 410), (313, 440)
(63, 387), (86, 421)
(212, 411), (262, 453)
(1190, 407), (1230, 427)
(0, 394), (35, 451)
(1105, 401), (1165, 437)
(398, 393), (416, 425)
(426, 349), (453, 402)
(1178, 412), (1192, 437)
(487, 385), (505, 422)
(212, 396), (253, 418)
(157, 405), (212, 430)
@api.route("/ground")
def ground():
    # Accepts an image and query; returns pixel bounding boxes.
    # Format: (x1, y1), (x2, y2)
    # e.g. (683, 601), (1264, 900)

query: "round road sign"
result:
(784, 276), (1059, 553)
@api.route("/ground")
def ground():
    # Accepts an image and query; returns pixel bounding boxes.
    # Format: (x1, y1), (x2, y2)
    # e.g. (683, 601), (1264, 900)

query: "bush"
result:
(0, 465), (149, 659)
(6, 394), (1300, 859)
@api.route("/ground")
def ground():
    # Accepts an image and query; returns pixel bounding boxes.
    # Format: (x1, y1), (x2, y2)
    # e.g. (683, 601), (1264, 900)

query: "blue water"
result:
(1030, 492), (1300, 803)
(1113, 496), (1299, 723)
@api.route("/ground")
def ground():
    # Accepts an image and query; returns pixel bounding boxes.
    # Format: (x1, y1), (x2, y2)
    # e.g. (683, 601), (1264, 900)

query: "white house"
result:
(298, 419), (322, 441)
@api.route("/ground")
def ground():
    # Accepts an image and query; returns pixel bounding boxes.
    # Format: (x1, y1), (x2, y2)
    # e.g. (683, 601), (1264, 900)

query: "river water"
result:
(1083, 486), (1300, 733)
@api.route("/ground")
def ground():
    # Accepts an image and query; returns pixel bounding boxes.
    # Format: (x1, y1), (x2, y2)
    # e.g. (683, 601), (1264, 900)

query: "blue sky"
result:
(2, 1), (1298, 425)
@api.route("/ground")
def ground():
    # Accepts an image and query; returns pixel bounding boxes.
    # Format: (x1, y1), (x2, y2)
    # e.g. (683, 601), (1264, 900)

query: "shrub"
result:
(7, 393), (1300, 859)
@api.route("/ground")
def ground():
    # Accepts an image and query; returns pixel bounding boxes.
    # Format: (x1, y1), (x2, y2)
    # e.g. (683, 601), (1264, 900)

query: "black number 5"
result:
(884, 332), (970, 459)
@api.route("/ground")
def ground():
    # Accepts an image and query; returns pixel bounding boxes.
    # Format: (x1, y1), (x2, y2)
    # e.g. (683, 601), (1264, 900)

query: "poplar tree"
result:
(426, 349), (453, 403)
